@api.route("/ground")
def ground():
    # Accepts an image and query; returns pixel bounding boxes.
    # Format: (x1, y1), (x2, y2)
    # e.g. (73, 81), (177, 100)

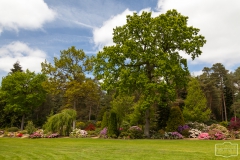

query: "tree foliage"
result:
(107, 111), (118, 137)
(43, 109), (76, 136)
(183, 78), (211, 122)
(1, 70), (47, 130)
(166, 106), (185, 132)
(94, 10), (206, 136)
(41, 46), (99, 127)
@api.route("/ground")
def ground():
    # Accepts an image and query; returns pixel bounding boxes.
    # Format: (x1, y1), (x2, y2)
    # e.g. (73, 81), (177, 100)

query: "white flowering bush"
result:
(70, 128), (88, 138)
(189, 128), (202, 138)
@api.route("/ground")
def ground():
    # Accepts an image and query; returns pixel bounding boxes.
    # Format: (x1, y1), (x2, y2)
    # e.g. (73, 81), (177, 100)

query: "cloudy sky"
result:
(0, 0), (239, 80)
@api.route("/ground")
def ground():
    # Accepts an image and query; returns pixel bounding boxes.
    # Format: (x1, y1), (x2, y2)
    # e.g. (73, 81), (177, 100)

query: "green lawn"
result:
(0, 138), (239, 160)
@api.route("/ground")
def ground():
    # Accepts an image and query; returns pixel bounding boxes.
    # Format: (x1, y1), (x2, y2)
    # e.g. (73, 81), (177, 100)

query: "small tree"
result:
(183, 78), (211, 122)
(43, 109), (76, 136)
(166, 106), (185, 132)
(107, 111), (118, 138)
(101, 111), (109, 129)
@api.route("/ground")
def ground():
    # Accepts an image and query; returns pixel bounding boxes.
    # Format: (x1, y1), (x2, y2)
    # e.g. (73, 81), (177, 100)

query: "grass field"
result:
(0, 138), (239, 160)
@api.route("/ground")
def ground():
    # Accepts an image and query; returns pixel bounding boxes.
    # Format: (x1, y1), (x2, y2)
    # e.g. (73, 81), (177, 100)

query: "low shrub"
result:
(178, 125), (190, 138)
(127, 126), (144, 139)
(85, 123), (96, 131)
(99, 127), (107, 138)
(0, 130), (4, 135)
(29, 132), (42, 138)
(189, 129), (201, 138)
(219, 121), (228, 128)
(186, 122), (208, 132)
(76, 121), (86, 129)
(164, 132), (183, 139)
(7, 127), (19, 132)
(208, 124), (229, 140)
(198, 133), (210, 140)
(96, 121), (101, 128)
(25, 121), (36, 134)
(228, 117), (240, 131)
(70, 128), (88, 138)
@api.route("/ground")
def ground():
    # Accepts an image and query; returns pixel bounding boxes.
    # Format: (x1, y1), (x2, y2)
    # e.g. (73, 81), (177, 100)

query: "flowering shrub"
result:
(186, 122), (208, 132)
(178, 125), (190, 137)
(16, 132), (23, 137)
(198, 133), (210, 140)
(85, 123), (96, 131)
(208, 124), (229, 140)
(0, 130), (4, 135)
(70, 128), (88, 138)
(189, 129), (201, 138)
(228, 117), (240, 131)
(29, 132), (42, 138)
(164, 132), (183, 139)
(47, 133), (59, 138)
(208, 129), (226, 140)
(127, 126), (144, 139)
(99, 127), (107, 138)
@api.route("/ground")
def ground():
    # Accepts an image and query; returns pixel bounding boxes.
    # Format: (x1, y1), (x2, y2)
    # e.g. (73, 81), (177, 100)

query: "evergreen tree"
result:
(107, 111), (118, 137)
(166, 106), (185, 132)
(183, 78), (211, 122)
(10, 61), (23, 73)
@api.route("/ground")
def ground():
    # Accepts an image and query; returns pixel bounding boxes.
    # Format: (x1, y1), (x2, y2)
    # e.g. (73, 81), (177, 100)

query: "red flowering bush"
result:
(228, 117), (240, 131)
(16, 133), (23, 137)
(85, 123), (96, 131)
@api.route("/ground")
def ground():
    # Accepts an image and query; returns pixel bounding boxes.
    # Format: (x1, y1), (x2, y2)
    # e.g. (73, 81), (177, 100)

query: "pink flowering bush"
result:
(198, 133), (210, 140)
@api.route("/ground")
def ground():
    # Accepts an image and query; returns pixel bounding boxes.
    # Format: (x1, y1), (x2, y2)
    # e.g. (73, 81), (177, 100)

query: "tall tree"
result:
(10, 61), (23, 74)
(41, 46), (98, 128)
(211, 63), (230, 121)
(1, 70), (47, 130)
(94, 10), (206, 137)
(183, 78), (211, 122)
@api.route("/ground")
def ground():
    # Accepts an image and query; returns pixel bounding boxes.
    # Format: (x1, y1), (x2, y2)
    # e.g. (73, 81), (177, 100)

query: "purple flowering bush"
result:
(164, 132), (183, 139)
(99, 127), (108, 138)
(178, 125), (190, 138)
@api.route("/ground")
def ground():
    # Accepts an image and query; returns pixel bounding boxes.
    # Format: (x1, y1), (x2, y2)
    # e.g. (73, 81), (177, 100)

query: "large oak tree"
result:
(94, 10), (206, 137)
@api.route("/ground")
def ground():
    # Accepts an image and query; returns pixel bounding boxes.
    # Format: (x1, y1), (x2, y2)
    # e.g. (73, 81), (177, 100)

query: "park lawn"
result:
(0, 138), (239, 160)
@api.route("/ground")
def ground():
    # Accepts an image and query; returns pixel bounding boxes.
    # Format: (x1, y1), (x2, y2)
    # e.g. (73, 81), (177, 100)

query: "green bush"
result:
(219, 121), (228, 128)
(107, 112), (118, 138)
(101, 112), (109, 129)
(25, 121), (36, 134)
(96, 121), (101, 128)
(127, 126), (144, 139)
(7, 127), (19, 132)
(76, 121), (86, 129)
(166, 106), (185, 132)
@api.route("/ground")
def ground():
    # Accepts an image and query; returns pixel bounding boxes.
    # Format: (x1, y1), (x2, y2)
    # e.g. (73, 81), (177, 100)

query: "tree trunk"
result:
(21, 114), (25, 130)
(73, 100), (76, 129)
(222, 93), (227, 122)
(144, 108), (150, 138)
(89, 105), (92, 121)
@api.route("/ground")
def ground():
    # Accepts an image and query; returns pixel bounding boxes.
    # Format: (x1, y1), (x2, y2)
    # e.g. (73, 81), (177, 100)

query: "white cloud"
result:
(0, 0), (56, 33)
(93, 8), (163, 50)
(93, 9), (134, 50)
(0, 41), (47, 73)
(157, 0), (240, 69)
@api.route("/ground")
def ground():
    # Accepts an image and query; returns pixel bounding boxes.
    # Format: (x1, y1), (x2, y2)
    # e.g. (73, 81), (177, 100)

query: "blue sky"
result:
(0, 0), (240, 80)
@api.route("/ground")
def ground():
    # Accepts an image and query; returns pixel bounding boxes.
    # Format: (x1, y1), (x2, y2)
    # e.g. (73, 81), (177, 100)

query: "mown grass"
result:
(0, 138), (239, 160)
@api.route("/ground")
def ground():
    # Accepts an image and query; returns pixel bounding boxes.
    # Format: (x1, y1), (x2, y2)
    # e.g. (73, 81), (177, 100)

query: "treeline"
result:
(0, 10), (239, 137)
